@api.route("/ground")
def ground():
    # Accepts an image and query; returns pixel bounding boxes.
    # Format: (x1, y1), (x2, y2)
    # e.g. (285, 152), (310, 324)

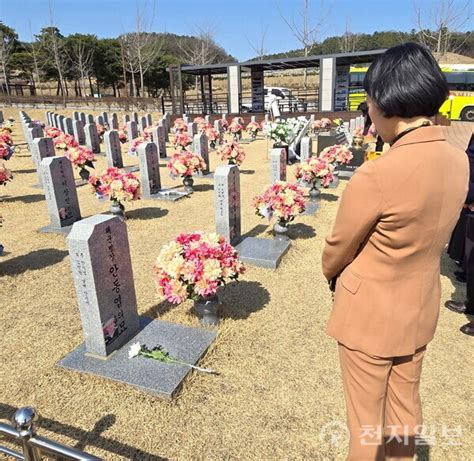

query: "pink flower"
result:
(89, 167), (141, 204)
(216, 141), (245, 166)
(167, 151), (206, 178)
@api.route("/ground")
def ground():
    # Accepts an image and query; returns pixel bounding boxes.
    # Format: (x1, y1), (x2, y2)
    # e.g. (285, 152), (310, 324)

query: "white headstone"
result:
(270, 148), (287, 183)
(138, 142), (161, 198)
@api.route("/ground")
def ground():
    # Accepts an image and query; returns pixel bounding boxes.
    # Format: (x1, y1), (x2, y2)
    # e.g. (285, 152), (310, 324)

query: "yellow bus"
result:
(349, 64), (474, 121)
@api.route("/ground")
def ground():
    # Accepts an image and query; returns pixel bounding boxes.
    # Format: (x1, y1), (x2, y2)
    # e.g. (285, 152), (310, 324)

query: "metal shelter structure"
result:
(168, 49), (386, 115)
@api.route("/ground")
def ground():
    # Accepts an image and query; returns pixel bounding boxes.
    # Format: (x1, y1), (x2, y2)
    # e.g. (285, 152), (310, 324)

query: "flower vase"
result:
(274, 220), (290, 241)
(194, 294), (219, 325)
(183, 176), (194, 193)
(110, 201), (125, 218)
(79, 168), (90, 181)
(233, 133), (241, 142)
(250, 132), (256, 140)
(309, 184), (321, 201)
(352, 136), (364, 149)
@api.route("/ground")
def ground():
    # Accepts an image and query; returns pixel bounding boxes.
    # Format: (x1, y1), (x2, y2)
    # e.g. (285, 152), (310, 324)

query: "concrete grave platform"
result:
(236, 237), (291, 269)
(303, 201), (319, 215)
(144, 188), (191, 202)
(58, 317), (217, 400)
(38, 223), (76, 235)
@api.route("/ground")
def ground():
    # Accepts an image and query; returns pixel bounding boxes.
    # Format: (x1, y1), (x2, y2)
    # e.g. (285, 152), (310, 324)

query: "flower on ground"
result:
(128, 342), (142, 358)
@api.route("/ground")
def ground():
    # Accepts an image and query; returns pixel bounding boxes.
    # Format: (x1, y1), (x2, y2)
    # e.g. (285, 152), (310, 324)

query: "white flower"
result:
(128, 342), (141, 359)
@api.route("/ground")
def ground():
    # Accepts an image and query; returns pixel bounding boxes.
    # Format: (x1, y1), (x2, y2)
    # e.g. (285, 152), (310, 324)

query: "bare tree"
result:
(0, 25), (16, 96)
(245, 24), (269, 60)
(120, 0), (162, 97)
(338, 19), (360, 53)
(66, 39), (94, 97)
(414, 0), (472, 56)
(275, 0), (330, 88)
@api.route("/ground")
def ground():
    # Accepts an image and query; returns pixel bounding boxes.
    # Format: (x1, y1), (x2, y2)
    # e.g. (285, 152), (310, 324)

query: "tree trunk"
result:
(88, 75), (94, 96)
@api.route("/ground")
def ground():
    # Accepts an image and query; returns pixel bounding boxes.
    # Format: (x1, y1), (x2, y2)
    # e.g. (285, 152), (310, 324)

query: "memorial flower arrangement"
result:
(170, 132), (193, 151)
(246, 121), (260, 139)
(265, 121), (291, 145)
(96, 123), (106, 138)
(217, 141), (245, 166)
(193, 117), (206, 130)
(352, 126), (364, 137)
(128, 136), (147, 156)
(319, 144), (353, 165)
(54, 132), (78, 150)
(0, 141), (14, 160)
(153, 231), (245, 304)
(89, 167), (141, 210)
(65, 146), (96, 180)
(206, 127), (221, 149)
(172, 118), (188, 133)
(167, 151), (206, 179)
(332, 118), (344, 127)
(0, 162), (13, 186)
(221, 118), (229, 132)
(229, 121), (243, 140)
(252, 181), (306, 224)
(295, 156), (335, 188)
(45, 127), (61, 138)
(118, 130), (128, 143)
(312, 118), (332, 132)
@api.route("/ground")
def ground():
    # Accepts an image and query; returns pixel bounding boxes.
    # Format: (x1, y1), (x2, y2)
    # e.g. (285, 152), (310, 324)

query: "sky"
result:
(1, 0), (472, 61)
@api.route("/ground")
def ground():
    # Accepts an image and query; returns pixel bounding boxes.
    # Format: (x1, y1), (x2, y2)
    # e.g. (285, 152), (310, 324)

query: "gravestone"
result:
(214, 165), (241, 245)
(151, 126), (167, 158)
(40, 156), (81, 234)
(73, 111), (80, 121)
(80, 112), (86, 124)
(96, 115), (104, 126)
(139, 116), (147, 134)
(65, 117), (74, 136)
(138, 142), (161, 198)
(162, 113), (170, 141)
(111, 113), (119, 130)
(28, 126), (44, 143)
(183, 115), (190, 124)
(0, 110), (3, 123)
(101, 112), (109, 126)
(84, 123), (101, 154)
(188, 122), (197, 138)
(270, 148), (287, 182)
(264, 114), (269, 123)
(87, 114), (94, 124)
(193, 133), (210, 175)
(214, 119), (223, 134)
(45, 111), (50, 125)
(338, 146), (366, 179)
(58, 214), (216, 399)
(316, 133), (339, 155)
(31, 137), (55, 187)
(53, 114), (60, 128)
(300, 137), (313, 162)
(222, 113), (227, 120)
(123, 114), (130, 125)
(127, 120), (138, 140)
(205, 115), (213, 124)
(104, 130), (124, 168)
(251, 116), (256, 123)
(73, 120), (86, 145)
(132, 112), (139, 124)
(146, 113), (152, 126)
(66, 215), (140, 357)
(58, 115), (66, 132)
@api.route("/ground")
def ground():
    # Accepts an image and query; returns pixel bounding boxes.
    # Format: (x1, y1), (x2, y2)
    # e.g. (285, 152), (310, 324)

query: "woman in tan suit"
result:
(322, 43), (469, 460)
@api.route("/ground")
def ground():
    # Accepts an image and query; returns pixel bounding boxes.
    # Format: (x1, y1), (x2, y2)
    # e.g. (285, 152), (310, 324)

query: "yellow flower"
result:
(203, 259), (222, 280)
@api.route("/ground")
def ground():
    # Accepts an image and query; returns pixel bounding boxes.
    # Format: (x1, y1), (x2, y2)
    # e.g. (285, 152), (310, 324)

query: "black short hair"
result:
(363, 43), (449, 118)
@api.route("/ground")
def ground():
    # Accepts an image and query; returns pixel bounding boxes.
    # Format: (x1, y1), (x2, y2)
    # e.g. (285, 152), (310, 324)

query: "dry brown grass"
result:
(0, 108), (473, 460)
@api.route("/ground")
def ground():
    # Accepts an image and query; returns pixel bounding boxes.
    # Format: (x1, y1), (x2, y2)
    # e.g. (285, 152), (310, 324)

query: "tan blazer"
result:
(322, 126), (469, 357)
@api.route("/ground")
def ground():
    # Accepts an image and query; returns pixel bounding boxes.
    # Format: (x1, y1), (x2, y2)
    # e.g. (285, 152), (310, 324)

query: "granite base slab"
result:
(38, 223), (75, 235)
(236, 237), (291, 269)
(123, 165), (140, 173)
(338, 170), (354, 179)
(143, 189), (191, 201)
(30, 184), (44, 189)
(198, 172), (214, 180)
(303, 201), (319, 215)
(58, 317), (217, 400)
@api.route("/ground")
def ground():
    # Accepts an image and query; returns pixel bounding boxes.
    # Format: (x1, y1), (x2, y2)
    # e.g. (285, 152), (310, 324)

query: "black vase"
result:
(79, 168), (90, 181)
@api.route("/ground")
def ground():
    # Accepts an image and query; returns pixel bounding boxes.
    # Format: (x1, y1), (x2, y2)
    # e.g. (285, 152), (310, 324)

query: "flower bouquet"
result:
(265, 121), (291, 145)
(332, 118), (344, 127)
(206, 127), (221, 149)
(229, 121), (243, 141)
(252, 181), (306, 239)
(88, 167), (140, 217)
(54, 133), (78, 151)
(167, 150), (206, 192)
(0, 162), (13, 186)
(312, 118), (332, 133)
(172, 118), (188, 133)
(45, 127), (61, 139)
(216, 141), (245, 166)
(0, 141), (14, 161)
(118, 130), (128, 144)
(319, 144), (353, 165)
(170, 132), (193, 151)
(221, 119), (229, 132)
(153, 231), (245, 324)
(295, 156), (335, 199)
(96, 123), (106, 139)
(128, 137), (147, 156)
(246, 121), (260, 140)
(65, 146), (96, 180)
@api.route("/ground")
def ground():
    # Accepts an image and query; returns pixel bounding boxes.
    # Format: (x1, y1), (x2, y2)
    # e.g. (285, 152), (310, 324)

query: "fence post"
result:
(13, 407), (41, 461)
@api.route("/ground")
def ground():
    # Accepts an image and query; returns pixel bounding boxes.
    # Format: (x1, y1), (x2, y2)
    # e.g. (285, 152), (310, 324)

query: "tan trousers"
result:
(338, 343), (426, 461)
